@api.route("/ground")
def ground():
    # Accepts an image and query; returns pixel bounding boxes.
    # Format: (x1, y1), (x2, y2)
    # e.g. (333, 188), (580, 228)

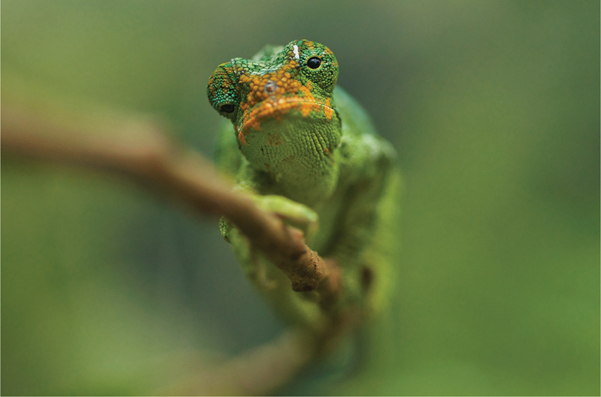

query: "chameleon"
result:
(207, 39), (401, 331)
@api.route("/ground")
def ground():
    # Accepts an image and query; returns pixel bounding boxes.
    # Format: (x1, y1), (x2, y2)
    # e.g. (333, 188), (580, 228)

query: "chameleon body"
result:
(207, 40), (401, 329)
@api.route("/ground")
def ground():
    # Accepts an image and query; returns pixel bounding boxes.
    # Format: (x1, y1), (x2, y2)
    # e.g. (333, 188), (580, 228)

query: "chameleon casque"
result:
(207, 39), (401, 330)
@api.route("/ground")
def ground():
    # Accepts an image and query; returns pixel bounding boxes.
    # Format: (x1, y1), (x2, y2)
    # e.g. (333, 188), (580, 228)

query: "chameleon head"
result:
(207, 40), (342, 179)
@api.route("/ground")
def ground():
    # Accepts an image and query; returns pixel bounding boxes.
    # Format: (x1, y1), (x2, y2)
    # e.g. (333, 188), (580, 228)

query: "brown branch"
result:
(160, 307), (362, 396)
(2, 106), (340, 297)
(162, 329), (314, 395)
(2, 104), (361, 394)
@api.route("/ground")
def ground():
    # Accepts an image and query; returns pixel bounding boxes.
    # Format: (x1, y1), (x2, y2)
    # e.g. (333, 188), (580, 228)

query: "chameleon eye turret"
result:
(207, 62), (241, 121)
(297, 42), (338, 94)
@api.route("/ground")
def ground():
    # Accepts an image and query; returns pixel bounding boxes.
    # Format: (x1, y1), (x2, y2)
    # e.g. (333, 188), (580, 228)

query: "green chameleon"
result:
(207, 39), (401, 331)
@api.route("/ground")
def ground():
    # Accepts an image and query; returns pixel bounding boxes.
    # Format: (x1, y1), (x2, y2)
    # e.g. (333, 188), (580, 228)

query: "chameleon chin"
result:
(208, 39), (401, 331)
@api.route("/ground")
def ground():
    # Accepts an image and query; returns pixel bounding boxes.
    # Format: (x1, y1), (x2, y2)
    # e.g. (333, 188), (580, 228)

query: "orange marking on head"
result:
(235, 55), (336, 133)
(298, 82), (320, 117)
(236, 127), (247, 145)
(324, 97), (333, 120)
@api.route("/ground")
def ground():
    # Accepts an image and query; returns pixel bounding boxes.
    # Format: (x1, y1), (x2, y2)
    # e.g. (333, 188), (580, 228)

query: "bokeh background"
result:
(2, 0), (599, 395)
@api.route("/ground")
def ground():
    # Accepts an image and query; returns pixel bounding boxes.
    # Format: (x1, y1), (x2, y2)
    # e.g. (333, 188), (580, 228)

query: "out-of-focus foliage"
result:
(2, 0), (599, 395)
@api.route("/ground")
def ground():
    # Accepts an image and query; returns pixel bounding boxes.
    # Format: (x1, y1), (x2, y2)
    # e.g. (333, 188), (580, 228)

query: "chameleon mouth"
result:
(239, 97), (335, 134)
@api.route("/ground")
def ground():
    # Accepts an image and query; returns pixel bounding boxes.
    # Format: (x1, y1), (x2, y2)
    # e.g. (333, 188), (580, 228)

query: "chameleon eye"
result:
(220, 104), (235, 113)
(307, 57), (322, 69)
(297, 42), (338, 94)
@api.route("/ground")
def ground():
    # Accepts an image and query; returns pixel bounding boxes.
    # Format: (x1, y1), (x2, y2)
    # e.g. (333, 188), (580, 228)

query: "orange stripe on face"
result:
(236, 126), (247, 145)
(324, 98), (333, 121)
(231, 42), (338, 144)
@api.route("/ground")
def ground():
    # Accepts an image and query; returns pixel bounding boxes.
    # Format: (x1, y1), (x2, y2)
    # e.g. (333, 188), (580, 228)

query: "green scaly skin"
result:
(207, 39), (401, 330)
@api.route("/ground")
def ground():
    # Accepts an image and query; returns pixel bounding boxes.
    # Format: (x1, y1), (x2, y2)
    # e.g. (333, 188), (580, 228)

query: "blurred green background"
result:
(2, 0), (599, 395)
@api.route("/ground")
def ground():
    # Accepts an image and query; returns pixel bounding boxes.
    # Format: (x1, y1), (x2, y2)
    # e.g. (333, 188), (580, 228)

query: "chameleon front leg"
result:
(219, 192), (318, 281)
(219, 188), (329, 329)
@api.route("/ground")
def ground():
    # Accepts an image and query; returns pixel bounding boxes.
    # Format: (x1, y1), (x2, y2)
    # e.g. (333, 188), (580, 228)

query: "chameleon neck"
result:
(240, 115), (343, 207)
(270, 150), (340, 206)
